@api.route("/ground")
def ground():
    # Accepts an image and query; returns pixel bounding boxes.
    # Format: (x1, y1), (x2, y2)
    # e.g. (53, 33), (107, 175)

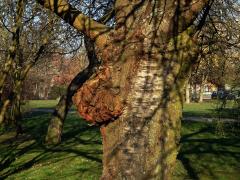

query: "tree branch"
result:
(181, 0), (211, 29)
(36, 0), (111, 49)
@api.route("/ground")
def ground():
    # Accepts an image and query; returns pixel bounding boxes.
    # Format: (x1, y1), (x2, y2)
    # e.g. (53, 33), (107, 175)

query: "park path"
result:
(29, 108), (239, 122)
(183, 116), (238, 122)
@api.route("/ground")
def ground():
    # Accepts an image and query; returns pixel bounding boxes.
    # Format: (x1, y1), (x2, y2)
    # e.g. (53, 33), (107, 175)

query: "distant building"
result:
(190, 82), (217, 101)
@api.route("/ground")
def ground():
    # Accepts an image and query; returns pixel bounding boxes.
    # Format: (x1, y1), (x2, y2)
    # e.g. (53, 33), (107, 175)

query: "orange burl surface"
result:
(73, 67), (123, 124)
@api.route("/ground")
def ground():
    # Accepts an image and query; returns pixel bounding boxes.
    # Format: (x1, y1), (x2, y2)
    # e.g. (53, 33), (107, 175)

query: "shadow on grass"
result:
(1, 112), (240, 179)
(183, 100), (240, 119)
(183, 108), (240, 119)
(0, 111), (102, 179)
(214, 108), (240, 119)
(177, 121), (240, 179)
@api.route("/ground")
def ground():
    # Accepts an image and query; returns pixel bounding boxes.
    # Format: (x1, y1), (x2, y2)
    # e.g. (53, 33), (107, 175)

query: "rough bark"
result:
(99, 60), (184, 179)
(74, 16), (198, 180)
(45, 37), (99, 144)
(37, 0), (210, 178)
(97, 30), (199, 179)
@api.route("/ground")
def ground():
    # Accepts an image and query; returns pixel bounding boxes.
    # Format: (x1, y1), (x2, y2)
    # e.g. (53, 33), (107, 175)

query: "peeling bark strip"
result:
(36, 0), (211, 179)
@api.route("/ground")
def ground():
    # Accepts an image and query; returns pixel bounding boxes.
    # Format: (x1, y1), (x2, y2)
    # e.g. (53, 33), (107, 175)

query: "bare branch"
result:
(36, 0), (111, 49)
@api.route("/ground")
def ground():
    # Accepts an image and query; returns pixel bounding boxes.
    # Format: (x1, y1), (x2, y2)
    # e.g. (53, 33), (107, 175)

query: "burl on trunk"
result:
(72, 7), (200, 180)
(37, 0), (210, 179)
(73, 66), (123, 124)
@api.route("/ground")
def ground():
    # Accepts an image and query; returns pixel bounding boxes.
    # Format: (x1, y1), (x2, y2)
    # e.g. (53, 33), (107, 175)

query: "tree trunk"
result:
(198, 84), (204, 103)
(0, 60), (13, 101)
(185, 83), (191, 104)
(37, 0), (210, 178)
(100, 60), (183, 179)
(72, 29), (198, 179)
(0, 0), (24, 102)
(198, 76), (206, 103)
(72, 8), (201, 180)
(0, 0), (26, 130)
(0, 99), (10, 125)
(193, 84), (198, 102)
(10, 80), (23, 135)
(0, 80), (23, 134)
(45, 37), (99, 144)
(45, 94), (70, 144)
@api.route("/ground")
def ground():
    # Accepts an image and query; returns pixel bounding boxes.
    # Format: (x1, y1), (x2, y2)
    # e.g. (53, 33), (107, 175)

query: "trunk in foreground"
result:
(12, 81), (23, 134)
(73, 29), (198, 179)
(38, 0), (210, 178)
(100, 60), (183, 179)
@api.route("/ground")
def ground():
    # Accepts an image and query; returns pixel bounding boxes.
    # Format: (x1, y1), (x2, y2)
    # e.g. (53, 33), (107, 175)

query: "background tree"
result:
(45, 0), (116, 144)
(45, 37), (99, 144)
(187, 0), (240, 103)
(0, 0), (81, 133)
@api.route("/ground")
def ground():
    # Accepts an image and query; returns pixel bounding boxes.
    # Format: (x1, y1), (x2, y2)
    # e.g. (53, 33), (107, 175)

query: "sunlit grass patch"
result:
(183, 100), (239, 118)
(0, 113), (102, 179)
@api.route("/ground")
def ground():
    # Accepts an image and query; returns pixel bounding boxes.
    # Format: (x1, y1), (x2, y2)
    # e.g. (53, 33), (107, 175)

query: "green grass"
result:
(23, 100), (77, 111)
(183, 101), (240, 119)
(183, 102), (216, 117)
(23, 100), (239, 118)
(1, 100), (239, 179)
(0, 110), (240, 179)
(176, 121), (240, 180)
(26, 100), (58, 109)
(0, 112), (102, 179)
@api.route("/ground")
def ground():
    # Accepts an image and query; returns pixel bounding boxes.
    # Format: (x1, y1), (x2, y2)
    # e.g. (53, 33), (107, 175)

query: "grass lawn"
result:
(24, 100), (77, 111)
(177, 121), (240, 180)
(24, 100), (239, 119)
(183, 102), (216, 117)
(183, 101), (240, 119)
(1, 100), (239, 179)
(0, 109), (240, 179)
(0, 113), (102, 179)
(25, 100), (58, 109)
